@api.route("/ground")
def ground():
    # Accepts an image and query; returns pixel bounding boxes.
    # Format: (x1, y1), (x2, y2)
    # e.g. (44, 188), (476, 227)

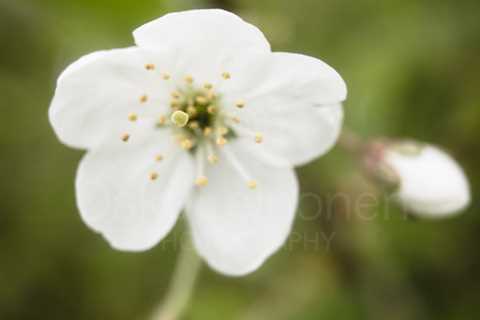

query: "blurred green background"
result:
(1, 0), (479, 319)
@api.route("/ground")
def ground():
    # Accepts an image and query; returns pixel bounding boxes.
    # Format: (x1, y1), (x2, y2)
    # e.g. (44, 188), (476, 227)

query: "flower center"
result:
(167, 82), (232, 144)
(153, 75), (244, 160)
(123, 67), (262, 189)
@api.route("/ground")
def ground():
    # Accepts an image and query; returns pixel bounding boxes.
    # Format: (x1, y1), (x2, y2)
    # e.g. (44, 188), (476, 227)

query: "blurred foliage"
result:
(1, 0), (479, 319)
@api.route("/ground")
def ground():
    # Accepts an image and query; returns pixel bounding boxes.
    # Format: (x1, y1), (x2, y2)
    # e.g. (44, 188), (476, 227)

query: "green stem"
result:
(151, 233), (202, 320)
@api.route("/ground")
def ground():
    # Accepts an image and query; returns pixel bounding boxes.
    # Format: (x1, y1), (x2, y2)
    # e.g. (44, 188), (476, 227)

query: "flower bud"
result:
(375, 141), (471, 218)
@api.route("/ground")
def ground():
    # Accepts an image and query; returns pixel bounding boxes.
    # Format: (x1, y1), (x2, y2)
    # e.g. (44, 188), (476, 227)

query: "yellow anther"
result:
(185, 75), (194, 84)
(187, 106), (197, 116)
(255, 133), (263, 144)
(157, 115), (167, 125)
(170, 101), (180, 109)
(231, 116), (240, 124)
(174, 134), (185, 142)
(149, 172), (159, 180)
(247, 180), (257, 189)
(204, 83), (213, 90)
(216, 137), (227, 146)
(188, 121), (199, 129)
(180, 139), (194, 150)
(235, 99), (245, 108)
(128, 113), (138, 122)
(140, 95), (148, 103)
(155, 154), (163, 162)
(195, 96), (208, 105)
(195, 176), (209, 187)
(207, 91), (216, 100)
(207, 105), (216, 114)
(208, 154), (219, 164)
(203, 127), (212, 136)
(162, 73), (171, 80)
(121, 133), (130, 142)
(171, 110), (189, 127)
(145, 63), (155, 70)
(217, 127), (229, 136)
(222, 72), (231, 79)
(171, 91), (181, 99)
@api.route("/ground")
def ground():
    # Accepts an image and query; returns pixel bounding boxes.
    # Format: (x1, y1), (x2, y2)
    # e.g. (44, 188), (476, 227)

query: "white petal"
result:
(49, 47), (175, 149)
(216, 52), (346, 167)
(233, 103), (344, 167)
(385, 144), (470, 218)
(133, 10), (270, 74)
(186, 142), (298, 276)
(76, 129), (194, 251)
(221, 52), (347, 107)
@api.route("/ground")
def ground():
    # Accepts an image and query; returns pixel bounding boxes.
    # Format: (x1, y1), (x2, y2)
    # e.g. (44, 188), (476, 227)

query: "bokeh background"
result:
(1, 0), (479, 319)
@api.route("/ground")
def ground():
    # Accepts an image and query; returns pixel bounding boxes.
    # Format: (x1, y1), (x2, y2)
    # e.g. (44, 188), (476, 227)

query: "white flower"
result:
(49, 9), (347, 276)
(384, 141), (470, 218)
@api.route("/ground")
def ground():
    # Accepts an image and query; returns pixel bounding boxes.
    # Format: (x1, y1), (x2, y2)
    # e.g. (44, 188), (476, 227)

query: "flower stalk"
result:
(151, 233), (202, 320)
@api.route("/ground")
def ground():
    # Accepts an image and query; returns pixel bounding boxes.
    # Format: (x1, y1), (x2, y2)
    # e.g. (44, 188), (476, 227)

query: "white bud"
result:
(383, 141), (470, 218)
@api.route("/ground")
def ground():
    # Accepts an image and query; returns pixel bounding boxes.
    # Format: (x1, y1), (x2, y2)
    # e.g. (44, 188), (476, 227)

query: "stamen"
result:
(235, 99), (245, 109)
(180, 139), (194, 150)
(140, 95), (148, 103)
(155, 154), (163, 162)
(128, 113), (138, 122)
(195, 96), (208, 105)
(162, 73), (171, 80)
(233, 125), (264, 145)
(217, 127), (229, 136)
(149, 172), (159, 180)
(187, 106), (197, 116)
(188, 121), (199, 129)
(195, 176), (208, 187)
(171, 110), (189, 127)
(221, 112), (241, 124)
(222, 72), (231, 79)
(206, 91), (216, 100)
(121, 133), (130, 142)
(255, 133), (263, 144)
(216, 137), (228, 146)
(185, 75), (194, 84)
(174, 134), (185, 143)
(157, 115), (167, 126)
(171, 91), (181, 99)
(204, 83), (213, 90)
(195, 146), (208, 187)
(222, 146), (258, 190)
(145, 64), (155, 70)
(207, 105), (217, 114)
(206, 142), (218, 165)
(203, 127), (213, 137)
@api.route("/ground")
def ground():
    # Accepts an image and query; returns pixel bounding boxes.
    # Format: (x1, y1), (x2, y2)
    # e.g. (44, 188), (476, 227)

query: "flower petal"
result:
(186, 142), (298, 276)
(221, 52), (347, 107)
(76, 129), (194, 251)
(234, 103), (343, 167)
(385, 144), (470, 218)
(133, 9), (270, 60)
(49, 47), (175, 149)
(217, 52), (346, 166)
